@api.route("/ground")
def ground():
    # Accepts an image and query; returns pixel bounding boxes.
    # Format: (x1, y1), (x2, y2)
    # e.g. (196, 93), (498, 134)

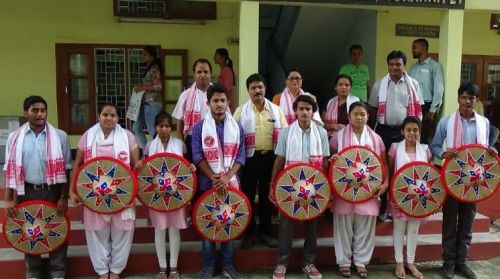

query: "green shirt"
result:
(339, 63), (370, 102)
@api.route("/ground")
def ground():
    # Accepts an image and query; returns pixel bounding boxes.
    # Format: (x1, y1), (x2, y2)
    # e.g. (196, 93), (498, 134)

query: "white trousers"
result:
(155, 227), (181, 269)
(85, 227), (134, 276)
(393, 219), (421, 264)
(333, 214), (376, 268)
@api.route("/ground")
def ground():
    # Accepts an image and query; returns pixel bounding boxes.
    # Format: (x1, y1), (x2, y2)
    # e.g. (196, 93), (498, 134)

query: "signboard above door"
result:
(268, 0), (465, 9)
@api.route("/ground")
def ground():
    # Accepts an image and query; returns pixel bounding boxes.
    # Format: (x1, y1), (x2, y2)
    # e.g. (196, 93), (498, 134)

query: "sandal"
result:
(395, 263), (405, 279)
(406, 264), (423, 279)
(157, 271), (168, 279)
(109, 273), (120, 279)
(98, 274), (109, 279)
(168, 270), (180, 279)
(339, 266), (352, 278)
(356, 266), (368, 278)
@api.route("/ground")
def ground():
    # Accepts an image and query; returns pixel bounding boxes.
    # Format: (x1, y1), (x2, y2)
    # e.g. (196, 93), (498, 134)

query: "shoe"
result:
(303, 264), (322, 279)
(273, 265), (287, 279)
(199, 267), (214, 279)
(455, 264), (477, 279)
(259, 234), (278, 248)
(440, 264), (454, 279)
(222, 265), (242, 279)
(240, 234), (253, 249)
(378, 213), (388, 221)
(157, 271), (168, 279)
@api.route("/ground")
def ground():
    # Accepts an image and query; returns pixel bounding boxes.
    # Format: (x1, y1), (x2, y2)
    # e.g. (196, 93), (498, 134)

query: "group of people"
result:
(2, 39), (498, 279)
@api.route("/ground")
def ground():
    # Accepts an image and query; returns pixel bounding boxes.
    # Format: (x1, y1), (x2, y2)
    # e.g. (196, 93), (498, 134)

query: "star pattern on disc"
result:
(197, 192), (248, 239)
(277, 167), (328, 218)
(334, 149), (381, 201)
(395, 166), (443, 215)
(5, 204), (66, 254)
(137, 157), (193, 210)
(81, 161), (131, 211)
(446, 149), (498, 200)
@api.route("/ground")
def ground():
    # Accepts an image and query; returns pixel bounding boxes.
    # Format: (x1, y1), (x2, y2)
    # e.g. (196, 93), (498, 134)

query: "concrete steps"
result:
(1, 193), (500, 278)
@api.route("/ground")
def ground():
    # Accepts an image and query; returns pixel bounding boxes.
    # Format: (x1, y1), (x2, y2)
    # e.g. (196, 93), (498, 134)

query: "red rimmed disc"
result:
(192, 187), (252, 243)
(73, 156), (137, 214)
(442, 144), (500, 203)
(329, 145), (386, 203)
(273, 163), (332, 221)
(390, 162), (446, 218)
(135, 152), (196, 212)
(3, 200), (70, 255)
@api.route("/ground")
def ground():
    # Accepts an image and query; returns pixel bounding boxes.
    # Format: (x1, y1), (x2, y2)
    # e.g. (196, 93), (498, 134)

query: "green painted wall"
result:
(0, 0), (240, 145)
(375, 8), (500, 79)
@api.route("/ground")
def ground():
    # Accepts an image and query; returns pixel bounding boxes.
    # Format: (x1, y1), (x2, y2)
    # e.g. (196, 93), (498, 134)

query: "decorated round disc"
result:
(442, 144), (500, 203)
(136, 152), (196, 212)
(390, 162), (446, 218)
(329, 145), (386, 203)
(74, 156), (137, 214)
(3, 200), (70, 255)
(192, 187), (251, 242)
(273, 163), (332, 221)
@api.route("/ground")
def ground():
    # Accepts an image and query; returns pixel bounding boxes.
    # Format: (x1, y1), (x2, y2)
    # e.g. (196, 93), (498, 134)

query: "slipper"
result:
(339, 266), (352, 278)
(406, 264), (423, 279)
(356, 266), (368, 278)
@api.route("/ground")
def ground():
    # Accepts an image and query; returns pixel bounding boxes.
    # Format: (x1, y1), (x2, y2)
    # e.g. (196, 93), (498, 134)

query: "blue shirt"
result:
(409, 57), (444, 113)
(275, 124), (330, 160)
(431, 114), (490, 159)
(191, 119), (246, 192)
(4, 126), (72, 184)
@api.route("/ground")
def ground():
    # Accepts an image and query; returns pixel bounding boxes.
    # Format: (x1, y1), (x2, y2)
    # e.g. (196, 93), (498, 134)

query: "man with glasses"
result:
(272, 68), (322, 125)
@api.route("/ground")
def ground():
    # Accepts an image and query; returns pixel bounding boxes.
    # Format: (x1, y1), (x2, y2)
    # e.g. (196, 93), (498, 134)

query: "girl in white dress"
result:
(136, 112), (195, 279)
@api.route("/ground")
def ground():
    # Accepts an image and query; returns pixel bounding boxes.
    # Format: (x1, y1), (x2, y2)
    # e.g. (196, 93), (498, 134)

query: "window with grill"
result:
(114, 0), (216, 20)
(56, 43), (188, 134)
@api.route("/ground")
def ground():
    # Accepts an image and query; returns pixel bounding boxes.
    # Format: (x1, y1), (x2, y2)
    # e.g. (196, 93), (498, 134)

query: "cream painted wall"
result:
(375, 8), (500, 79)
(0, 0), (240, 145)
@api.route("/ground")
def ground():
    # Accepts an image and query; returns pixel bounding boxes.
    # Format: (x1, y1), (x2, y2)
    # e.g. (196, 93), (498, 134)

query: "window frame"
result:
(56, 43), (163, 134)
(113, 0), (216, 20)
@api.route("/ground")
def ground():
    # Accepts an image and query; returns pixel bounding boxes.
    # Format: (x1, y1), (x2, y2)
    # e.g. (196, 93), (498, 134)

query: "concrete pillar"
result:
(439, 9), (464, 117)
(238, 1), (259, 106)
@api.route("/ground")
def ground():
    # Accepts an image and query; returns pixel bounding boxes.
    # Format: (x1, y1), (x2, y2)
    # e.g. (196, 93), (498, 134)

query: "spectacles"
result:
(287, 76), (302, 81)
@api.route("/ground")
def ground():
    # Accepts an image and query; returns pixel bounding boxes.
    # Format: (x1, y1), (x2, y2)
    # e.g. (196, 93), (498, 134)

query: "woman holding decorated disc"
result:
(136, 112), (195, 279)
(329, 101), (389, 278)
(70, 103), (139, 279)
(387, 116), (431, 279)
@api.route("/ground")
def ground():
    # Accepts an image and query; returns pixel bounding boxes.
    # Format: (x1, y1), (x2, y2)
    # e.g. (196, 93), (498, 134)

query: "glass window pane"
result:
(128, 48), (148, 88)
(165, 104), (176, 118)
(165, 55), (182, 76)
(165, 80), (183, 101)
(487, 64), (500, 101)
(95, 48), (127, 128)
(71, 104), (89, 126)
(70, 79), (88, 101)
(461, 63), (476, 84)
(70, 54), (88, 76)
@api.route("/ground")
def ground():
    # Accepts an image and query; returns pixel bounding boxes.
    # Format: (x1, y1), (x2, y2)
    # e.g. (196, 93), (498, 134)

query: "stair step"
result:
(1, 232), (500, 278)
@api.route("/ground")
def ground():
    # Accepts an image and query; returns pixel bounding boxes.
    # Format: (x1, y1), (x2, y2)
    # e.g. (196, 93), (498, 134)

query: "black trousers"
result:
(185, 135), (193, 162)
(16, 183), (68, 279)
(375, 124), (403, 214)
(442, 197), (477, 266)
(240, 151), (275, 236)
(421, 102), (436, 144)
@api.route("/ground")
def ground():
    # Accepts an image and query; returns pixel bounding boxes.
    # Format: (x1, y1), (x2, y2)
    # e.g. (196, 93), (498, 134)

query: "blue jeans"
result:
(201, 238), (234, 268)
(132, 100), (163, 148)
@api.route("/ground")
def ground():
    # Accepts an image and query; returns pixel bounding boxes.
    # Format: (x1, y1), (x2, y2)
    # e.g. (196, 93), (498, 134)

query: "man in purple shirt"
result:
(191, 83), (245, 279)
